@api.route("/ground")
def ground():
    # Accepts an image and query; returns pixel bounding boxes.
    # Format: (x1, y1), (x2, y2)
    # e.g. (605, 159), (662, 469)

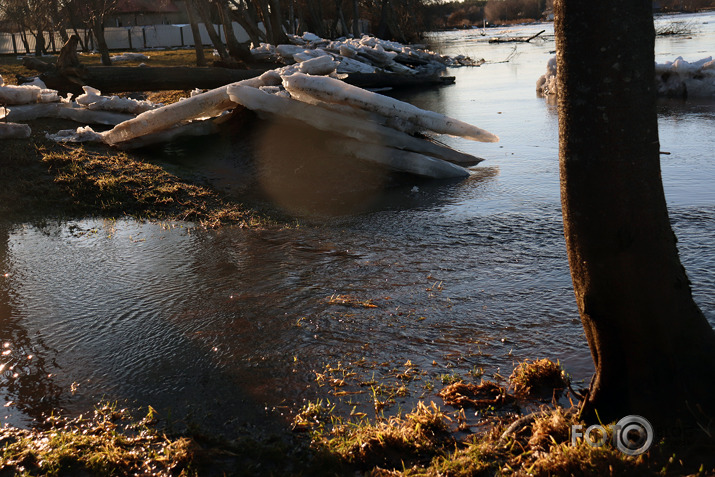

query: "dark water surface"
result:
(1, 13), (714, 432)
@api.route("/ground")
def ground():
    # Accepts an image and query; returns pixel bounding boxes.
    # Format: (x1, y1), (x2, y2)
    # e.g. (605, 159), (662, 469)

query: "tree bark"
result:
(555, 0), (715, 434)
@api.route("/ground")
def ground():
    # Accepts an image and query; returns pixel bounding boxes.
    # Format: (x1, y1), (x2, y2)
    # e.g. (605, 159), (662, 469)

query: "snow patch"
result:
(46, 126), (103, 143)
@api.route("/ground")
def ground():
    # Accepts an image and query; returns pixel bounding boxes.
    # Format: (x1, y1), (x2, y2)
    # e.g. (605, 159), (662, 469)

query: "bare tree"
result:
(60, 0), (117, 65)
(0, 0), (53, 56)
(352, 0), (360, 36)
(555, 0), (715, 434)
(184, 0), (206, 66)
(191, 0), (230, 62)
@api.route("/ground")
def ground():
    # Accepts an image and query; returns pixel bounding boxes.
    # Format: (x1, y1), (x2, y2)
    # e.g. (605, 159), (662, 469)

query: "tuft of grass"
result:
(438, 380), (515, 408)
(319, 401), (453, 470)
(509, 358), (569, 398)
(326, 294), (378, 308)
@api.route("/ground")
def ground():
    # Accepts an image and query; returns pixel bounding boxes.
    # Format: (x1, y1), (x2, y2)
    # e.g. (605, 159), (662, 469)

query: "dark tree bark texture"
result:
(555, 0), (715, 435)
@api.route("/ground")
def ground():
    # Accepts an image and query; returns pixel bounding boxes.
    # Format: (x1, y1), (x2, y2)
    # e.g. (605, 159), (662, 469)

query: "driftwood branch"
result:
(489, 29), (546, 43)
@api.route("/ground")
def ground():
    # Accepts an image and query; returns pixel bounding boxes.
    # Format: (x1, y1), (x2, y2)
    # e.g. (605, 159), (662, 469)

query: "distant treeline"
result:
(423, 0), (551, 30)
(657, 0), (715, 12)
(423, 0), (715, 30)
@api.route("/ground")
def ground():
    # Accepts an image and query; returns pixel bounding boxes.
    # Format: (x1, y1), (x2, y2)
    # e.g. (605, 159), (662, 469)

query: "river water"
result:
(1, 13), (713, 433)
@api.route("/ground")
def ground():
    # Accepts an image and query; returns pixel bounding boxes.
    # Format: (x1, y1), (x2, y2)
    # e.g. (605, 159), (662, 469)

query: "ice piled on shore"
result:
(76, 86), (159, 114)
(0, 122), (31, 139)
(655, 56), (715, 98)
(537, 55), (715, 99)
(254, 32), (483, 77)
(535, 56), (557, 96)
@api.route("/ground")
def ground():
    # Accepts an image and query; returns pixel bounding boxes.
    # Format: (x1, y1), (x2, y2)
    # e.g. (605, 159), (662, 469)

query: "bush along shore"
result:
(1, 359), (713, 476)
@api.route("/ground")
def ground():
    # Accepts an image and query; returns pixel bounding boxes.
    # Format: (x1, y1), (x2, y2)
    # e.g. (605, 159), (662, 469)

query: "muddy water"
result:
(1, 13), (714, 433)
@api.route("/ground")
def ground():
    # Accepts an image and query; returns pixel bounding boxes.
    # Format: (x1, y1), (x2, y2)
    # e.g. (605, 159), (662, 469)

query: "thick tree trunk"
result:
(254, 0), (274, 43)
(305, 0), (325, 37)
(33, 30), (46, 57)
(555, 0), (715, 434)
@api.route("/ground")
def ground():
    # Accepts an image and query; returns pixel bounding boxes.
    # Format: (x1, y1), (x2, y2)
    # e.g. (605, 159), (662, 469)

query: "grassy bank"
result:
(2, 360), (711, 476)
(0, 130), (269, 228)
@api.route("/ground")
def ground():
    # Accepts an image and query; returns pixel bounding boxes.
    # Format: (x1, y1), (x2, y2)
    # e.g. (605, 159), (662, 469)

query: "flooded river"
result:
(1, 13), (714, 434)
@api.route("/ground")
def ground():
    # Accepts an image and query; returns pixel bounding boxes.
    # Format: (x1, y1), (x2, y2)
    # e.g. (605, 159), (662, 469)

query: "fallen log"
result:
(26, 65), (265, 96)
(488, 29), (546, 43)
(25, 62), (457, 95)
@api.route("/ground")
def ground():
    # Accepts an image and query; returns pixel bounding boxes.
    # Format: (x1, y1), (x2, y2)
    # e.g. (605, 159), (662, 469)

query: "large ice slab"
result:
(282, 73), (499, 142)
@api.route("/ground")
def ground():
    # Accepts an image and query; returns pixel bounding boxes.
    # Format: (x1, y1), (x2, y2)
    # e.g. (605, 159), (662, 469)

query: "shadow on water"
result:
(144, 111), (500, 221)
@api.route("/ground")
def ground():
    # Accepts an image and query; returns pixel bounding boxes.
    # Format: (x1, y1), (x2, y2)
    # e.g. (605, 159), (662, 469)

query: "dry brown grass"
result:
(322, 401), (453, 469)
(509, 358), (569, 398)
(438, 380), (515, 408)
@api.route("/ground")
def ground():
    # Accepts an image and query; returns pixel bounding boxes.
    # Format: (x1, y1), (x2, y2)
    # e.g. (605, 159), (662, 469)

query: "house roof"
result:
(114, 0), (180, 14)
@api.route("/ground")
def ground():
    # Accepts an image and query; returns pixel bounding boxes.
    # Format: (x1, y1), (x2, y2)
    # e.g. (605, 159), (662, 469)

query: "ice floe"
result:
(537, 55), (715, 99)
(655, 56), (715, 98)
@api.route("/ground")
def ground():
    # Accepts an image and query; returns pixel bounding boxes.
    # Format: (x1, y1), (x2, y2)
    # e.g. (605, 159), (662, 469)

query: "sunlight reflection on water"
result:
(1, 13), (714, 432)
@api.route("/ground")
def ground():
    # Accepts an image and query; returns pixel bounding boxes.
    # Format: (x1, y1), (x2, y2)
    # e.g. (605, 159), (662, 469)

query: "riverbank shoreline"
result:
(1, 359), (711, 476)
